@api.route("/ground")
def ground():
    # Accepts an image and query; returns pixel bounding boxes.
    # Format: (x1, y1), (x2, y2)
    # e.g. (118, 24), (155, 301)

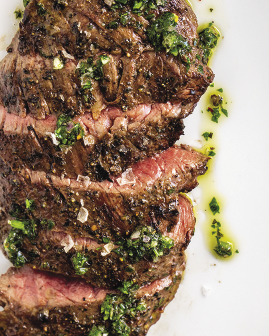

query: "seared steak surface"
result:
(0, 0), (214, 178)
(1, 0), (213, 119)
(0, 145), (208, 241)
(0, 265), (184, 336)
(0, 0), (213, 334)
(0, 145), (207, 288)
(0, 103), (186, 178)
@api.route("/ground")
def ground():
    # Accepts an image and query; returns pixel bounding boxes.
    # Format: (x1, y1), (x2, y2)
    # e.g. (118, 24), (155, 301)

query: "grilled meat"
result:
(0, 145), (207, 288)
(0, 264), (185, 336)
(0, 0), (213, 178)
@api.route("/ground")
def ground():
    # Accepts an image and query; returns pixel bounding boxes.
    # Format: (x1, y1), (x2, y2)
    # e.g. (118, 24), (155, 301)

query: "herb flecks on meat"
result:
(54, 114), (85, 147)
(146, 12), (191, 59)
(114, 226), (174, 263)
(99, 281), (147, 336)
(0, 0), (214, 120)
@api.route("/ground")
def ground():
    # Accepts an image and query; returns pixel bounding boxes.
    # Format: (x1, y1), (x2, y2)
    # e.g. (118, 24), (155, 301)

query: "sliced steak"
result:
(1, 0), (214, 119)
(0, 102), (186, 179)
(0, 0), (214, 179)
(0, 264), (185, 336)
(0, 145), (209, 243)
(1, 193), (193, 288)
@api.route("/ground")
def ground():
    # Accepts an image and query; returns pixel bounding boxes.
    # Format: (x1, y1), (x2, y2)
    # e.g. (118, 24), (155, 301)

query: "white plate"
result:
(1, 1), (269, 335)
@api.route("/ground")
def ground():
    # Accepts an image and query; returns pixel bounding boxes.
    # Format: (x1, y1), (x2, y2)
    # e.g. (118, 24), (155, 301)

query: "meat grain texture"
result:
(0, 0), (213, 334)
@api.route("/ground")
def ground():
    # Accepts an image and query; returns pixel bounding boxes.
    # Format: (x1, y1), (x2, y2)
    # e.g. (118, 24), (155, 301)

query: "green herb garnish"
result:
(37, 3), (46, 16)
(209, 197), (220, 215)
(54, 114), (84, 147)
(197, 65), (204, 73)
(114, 226), (174, 263)
(207, 107), (221, 123)
(111, 0), (166, 16)
(72, 252), (89, 275)
(4, 230), (27, 267)
(14, 9), (23, 19)
(88, 325), (109, 336)
(211, 219), (233, 258)
(146, 12), (191, 60)
(25, 199), (34, 210)
(23, 0), (30, 7)
(167, 188), (175, 195)
(101, 281), (146, 336)
(208, 150), (216, 157)
(5, 219), (36, 267)
(40, 219), (55, 230)
(199, 23), (220, 64)
(78, 55), (110, 104)
(78, 55), (110, 86)
(207, 92), (228, 123)
(202, 132), (213, 141)
(221, 107), (228, 117)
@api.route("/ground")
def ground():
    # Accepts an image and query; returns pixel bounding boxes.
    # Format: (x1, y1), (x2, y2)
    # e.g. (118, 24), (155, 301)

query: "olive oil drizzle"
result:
(198, 84), (238, 259)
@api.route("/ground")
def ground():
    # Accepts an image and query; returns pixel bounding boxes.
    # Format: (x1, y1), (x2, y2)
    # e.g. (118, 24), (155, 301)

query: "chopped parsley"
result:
(23, 0), (30, 7)
(40, 219), (55, 230)
(78, 54), (110, 89)
(207, 107), (221, 123)
(211, 219), (233, 258)
(78, 55), (110, 105)
(197, 65), (204, 74)
(114, 226), (174, 263)
(25, 199), (35, 210)
(146, 12), (191, 60)
(107, 21), (119, 29)
(199, 23), (220, 64)
(100, 281), (147, 336)
(54, 114), (84, 147)
(4, 230), (27, 267)
(208, 150), (216, 157)
(217, 88), (223, 93)
(207, 92), (228, 123)
(202, 132), (213, 141)
(209, 197), (220, 215)
(221, 107), (228, 117)
(111, 0), (166, 16)
(72, 252), (90, 275)
(4, 199), (54, 268)
(167, 188), (175, 195)
(37, 3), (47, 16)
(4, 219), (36, 267)
(14, 9), (23, 19)
(88, 326), (109, 336)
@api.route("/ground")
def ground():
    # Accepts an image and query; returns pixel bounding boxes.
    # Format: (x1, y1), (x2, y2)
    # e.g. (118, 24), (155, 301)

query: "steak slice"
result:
(1, 193), (193, 288)
(0, 0), (214, 179)
(0, 264), (185, 336)
(0, 144), (206, 288)
(0, 145), (208, 243)
(1, 0), (214, 119)
(0, 102), (187, 179)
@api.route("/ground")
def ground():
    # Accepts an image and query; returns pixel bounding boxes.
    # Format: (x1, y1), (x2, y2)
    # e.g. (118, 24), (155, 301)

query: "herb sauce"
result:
(197, 23), (221, 66)
(197, 84), (237, 260)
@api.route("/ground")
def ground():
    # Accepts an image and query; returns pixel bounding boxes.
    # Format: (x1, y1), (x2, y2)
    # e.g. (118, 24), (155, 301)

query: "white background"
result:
(0, 0), (269, 335)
